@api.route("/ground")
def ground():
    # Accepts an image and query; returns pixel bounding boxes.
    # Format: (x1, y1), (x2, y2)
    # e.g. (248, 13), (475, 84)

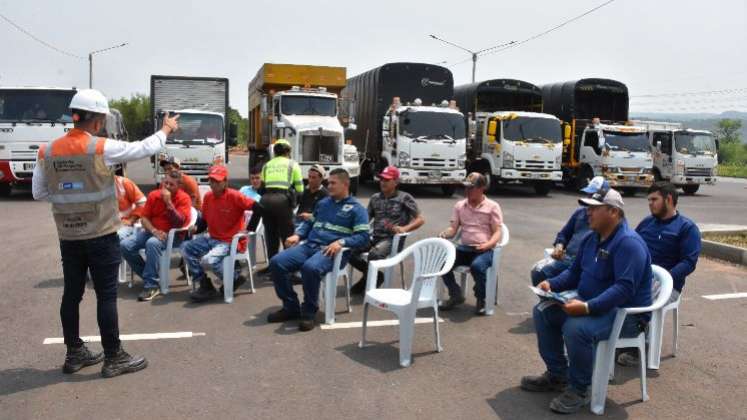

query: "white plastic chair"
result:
(244, 210), (268, 268)
(319, 247), (354, 325)
(590, 265), (673, 415)
(359, 238), (456, 367)
(156, 207), (198, 294)
(199, 230), (257, 303)
(360, 232), (411, 288)
(450, 224), (510, 315)
(647, 290), (681, 369)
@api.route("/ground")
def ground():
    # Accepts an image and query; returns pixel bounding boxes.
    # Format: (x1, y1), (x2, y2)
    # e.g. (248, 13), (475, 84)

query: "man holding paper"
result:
(520, 187), (652, 414)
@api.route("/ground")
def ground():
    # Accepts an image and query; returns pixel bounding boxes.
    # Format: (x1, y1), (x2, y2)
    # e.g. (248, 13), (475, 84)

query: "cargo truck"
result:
(247, 63), (360, 192)
(632, 120), (717, 195)
(0, 86), (77, 196)
(541, 78), (654, 194)
(454, 79), (562, 195)
(150, 75), (235, 185)
(342, 62), (466, 196)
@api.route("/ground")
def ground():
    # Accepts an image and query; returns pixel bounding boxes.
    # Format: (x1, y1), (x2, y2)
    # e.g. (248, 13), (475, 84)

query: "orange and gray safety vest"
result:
(38, 129), (120, 240)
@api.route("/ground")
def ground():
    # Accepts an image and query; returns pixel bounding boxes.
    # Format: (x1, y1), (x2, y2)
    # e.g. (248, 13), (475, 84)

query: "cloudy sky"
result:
(1, 0), (745, 116)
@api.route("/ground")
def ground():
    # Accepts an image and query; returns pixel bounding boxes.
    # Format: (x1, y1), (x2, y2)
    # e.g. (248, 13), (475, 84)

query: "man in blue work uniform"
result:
(531, 176), (608, 286)
(618, 181), (701, 366)
(520, 187), (652, 414)
(267, 168), (369, 332)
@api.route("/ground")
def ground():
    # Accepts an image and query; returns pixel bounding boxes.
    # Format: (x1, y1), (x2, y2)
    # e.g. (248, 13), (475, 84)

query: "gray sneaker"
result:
(62, 345), (104, 374)
(549, 388), (590, 414)
(616, 350), (640, 367)
(137, 288), (160, 301)
(520, 371), (568, 392)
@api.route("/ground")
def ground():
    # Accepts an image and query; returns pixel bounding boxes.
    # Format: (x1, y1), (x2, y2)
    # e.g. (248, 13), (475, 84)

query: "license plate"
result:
(23, 162), (36, 171)
(429, 171), (442, 179)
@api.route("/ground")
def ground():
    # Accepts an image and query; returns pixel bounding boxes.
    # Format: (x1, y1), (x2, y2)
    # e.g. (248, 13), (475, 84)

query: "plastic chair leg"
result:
(246, 253), (255, 293)
(591, 341), (611, 415)
(345, 268), (352, 313)
(648, 310), (665, 370)
(484, 268), (497, 316)
(359, 303), (370, 348)
(398, 312), (415, 367)
(433, 304), (443, 352)
(158, 255), (170, 295)
(672, 307), (679, 356)
(399, 262), (406, 289)
(324, 274), (336, 325)
(639, 342), (649, 402)
(222, 258), (234, 303)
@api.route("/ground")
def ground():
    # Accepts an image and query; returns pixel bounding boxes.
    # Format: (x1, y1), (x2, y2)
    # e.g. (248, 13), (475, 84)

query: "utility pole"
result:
(88, 42), (128, 88)
(429, 35), (514, 83)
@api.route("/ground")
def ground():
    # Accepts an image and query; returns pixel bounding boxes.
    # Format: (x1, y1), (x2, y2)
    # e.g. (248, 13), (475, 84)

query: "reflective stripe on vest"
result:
(263, 158), (295, 190)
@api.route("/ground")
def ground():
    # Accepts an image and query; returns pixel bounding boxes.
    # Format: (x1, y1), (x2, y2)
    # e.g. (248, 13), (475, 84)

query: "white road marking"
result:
(701, 292), (747, 301)
(43, 331), (206, 344)
(320, 317), (445, 330)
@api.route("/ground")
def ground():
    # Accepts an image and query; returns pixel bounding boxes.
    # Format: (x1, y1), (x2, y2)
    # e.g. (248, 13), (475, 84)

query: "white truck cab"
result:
(381, 98), (466, 193)
(634, 121), (717, 195)
(269, 87), (360, 188)
(478, 111), (563, 195)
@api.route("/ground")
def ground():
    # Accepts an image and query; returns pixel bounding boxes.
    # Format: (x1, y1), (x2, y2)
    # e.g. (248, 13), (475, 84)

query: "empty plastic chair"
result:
(359, 238), (456, 367)
(590, 265), (673, 415)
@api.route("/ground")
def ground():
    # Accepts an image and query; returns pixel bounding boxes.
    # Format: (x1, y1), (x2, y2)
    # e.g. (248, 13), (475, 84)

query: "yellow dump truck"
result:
(247, 63), (360, 190)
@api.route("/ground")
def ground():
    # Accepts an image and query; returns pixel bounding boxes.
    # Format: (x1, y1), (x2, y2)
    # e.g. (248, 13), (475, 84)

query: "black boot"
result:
(191, 276), (219, 302)
(101, 348), (148, 378)
(62, 344), (104, 374)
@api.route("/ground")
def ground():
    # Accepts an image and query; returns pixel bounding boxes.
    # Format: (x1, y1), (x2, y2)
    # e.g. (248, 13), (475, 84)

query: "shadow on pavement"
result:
(487, 385), (630, 419)
(0, 367), (100, 397)
(508, 317), (535, 335)
(335, 341), (439, 373)
(34, 277), (64, 289)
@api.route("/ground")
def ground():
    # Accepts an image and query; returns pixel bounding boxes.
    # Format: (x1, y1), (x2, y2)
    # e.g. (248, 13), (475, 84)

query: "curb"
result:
(701, 239), (747, 266)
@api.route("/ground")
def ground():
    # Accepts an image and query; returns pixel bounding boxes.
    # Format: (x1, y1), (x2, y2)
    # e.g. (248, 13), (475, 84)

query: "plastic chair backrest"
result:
(187, 207), (199, 228)
(409, 238), (456, 303)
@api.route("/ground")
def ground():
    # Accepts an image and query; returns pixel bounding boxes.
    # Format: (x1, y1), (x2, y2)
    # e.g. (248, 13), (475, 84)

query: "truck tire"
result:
(533, 182), (551, 196)
(0, 183), (11, 197)
(441, 185), (456, 197)
(350, 176), (359, 196)
(682, 184), (699, 195)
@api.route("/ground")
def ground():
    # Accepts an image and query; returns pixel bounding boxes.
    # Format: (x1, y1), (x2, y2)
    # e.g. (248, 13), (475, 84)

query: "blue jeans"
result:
(120, 229), (181, 289)
(269, 242), (349, 318)
(441, 245), (493, 300)
(530, 256), (573, 286)
(180, 235), (235, 286)
(117, 225), (136, 241)
(533, 304), (644, 392)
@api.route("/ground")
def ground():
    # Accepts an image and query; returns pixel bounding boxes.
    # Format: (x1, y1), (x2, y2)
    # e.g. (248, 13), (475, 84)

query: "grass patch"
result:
(718, 164), (747, 178)
(703, 231), (747, 248)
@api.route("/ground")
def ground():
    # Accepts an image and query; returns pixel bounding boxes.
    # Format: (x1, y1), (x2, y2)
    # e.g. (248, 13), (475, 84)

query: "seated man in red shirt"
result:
(120, 171), (193, 301)
(182, 166), (258, 303)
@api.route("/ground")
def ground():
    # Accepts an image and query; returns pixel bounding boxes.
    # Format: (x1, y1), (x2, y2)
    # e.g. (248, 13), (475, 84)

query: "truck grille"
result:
(685, 167), (711, 177)
(301, 135), (339, 164)
(10, 150), (37, 160)
(515, 160), (554, 170)
(620, 167), (643, 173)
(411, 158), (457, 169)
(178, 163), (211, 176)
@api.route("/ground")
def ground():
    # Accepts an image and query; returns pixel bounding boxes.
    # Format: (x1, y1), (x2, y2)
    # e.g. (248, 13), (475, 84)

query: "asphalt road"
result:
(1, 155), (746, 419)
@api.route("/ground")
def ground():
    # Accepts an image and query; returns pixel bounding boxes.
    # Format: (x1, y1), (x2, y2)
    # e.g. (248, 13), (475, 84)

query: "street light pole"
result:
(429, 35), (514, 83)
(88, 42), (128, 88)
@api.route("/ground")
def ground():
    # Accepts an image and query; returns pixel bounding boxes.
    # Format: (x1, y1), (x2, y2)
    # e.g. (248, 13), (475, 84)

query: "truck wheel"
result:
(533, 182), (551, 196)
(0, 183), (11, 197)
(350, 177), (359, 196)
(682, 184), (699, 195)
(441, 185), (456, 197)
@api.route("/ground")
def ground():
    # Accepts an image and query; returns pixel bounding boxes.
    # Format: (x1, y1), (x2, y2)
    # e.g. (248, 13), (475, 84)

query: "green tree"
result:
(226, 106), (248, 148)
(109, 94), (152, 140)
(714, 119), (743, 145)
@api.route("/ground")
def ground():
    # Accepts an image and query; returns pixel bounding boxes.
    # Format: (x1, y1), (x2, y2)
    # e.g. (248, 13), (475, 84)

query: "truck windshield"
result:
(602, 131), (650, 152)
(502, 117), (561, 143)
(282, 96), (336, 117)
(399, 111), (465, 141)
(675, 133), (716, 155)
(0, 90), (76, 123)
(160, 113), (223, 145)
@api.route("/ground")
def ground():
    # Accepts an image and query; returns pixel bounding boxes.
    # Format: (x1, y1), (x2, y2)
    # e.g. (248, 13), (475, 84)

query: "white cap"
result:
(69, 89), (110, 115)
(579, 188), (624, 210)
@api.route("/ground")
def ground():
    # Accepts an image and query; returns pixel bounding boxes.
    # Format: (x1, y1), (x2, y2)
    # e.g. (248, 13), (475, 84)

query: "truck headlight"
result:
(457, 153), (466, 169)
(502, 151), (514, 168)
(398, 151), (410, 167)
(605, 166), (619, 174)
(712, 166), (718, 176)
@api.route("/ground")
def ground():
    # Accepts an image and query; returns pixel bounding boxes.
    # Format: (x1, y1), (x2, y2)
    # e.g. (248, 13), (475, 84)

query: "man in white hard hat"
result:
(32, 89), (180, 378)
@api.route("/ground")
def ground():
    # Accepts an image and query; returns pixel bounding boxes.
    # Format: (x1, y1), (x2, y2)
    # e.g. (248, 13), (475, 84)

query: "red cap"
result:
(378, 166), (400, 181)
(208, 165), (228, 181)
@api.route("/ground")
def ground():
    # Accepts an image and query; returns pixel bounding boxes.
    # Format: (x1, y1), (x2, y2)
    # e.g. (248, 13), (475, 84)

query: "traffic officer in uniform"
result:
(32, 89), (180, 378)
(258, 139), (304, 261)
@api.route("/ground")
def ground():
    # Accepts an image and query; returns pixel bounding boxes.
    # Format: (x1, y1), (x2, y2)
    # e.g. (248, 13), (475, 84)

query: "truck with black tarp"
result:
(150, 75), (235, 185)
(454, 79), (562, 195)
(541, 78), (653, 193)
(342, 62), (466, 195)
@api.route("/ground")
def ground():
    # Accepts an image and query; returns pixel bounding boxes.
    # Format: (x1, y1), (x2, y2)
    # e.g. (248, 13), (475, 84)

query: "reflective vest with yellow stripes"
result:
(261, 156), (303, 192)
(38, 129), (120, 240)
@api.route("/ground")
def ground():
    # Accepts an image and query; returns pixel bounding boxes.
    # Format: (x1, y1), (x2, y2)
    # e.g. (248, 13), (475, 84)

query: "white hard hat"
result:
(69, 89), (110, 115)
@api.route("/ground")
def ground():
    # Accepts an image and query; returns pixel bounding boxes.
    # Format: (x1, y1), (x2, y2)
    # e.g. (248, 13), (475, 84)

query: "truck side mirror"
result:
(276, 121), (286, 129)
(563, 123), (571, 141)
(229, 123), (238, 139)
(487, 120), (497, 136)
(715, 138), (720, 152)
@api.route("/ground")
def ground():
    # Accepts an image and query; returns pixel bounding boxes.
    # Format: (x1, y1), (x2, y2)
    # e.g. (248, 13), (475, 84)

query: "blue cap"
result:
(580, 176), (609, 194)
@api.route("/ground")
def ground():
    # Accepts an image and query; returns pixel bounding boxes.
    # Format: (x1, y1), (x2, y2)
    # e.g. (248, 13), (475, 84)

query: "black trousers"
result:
(59, 232), (121, 356)
(259, 191), (295, 260)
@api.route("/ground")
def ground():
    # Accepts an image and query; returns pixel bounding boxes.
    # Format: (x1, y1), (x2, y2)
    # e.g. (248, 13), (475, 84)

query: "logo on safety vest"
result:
(342, 204), (353, 212)
(59, 182), (84, 190)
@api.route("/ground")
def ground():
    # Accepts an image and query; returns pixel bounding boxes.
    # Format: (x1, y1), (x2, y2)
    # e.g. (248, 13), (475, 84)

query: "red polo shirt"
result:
(202, 188), (255, 251)
(142, 189), (192, 232)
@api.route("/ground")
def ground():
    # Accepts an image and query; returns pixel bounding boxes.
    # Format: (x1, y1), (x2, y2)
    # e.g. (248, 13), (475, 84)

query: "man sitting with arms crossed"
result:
(267, 169), (369, 332)
(349, 166), (424, 294)
(617, 181), (701, 366)
(115, 175), (146, 240)
(183, 166), (258, 302)
(520, 187), (652, 414)
(438, 172), (503, 315)
(121, 170), (192, 301)
(531, 176), (608, 286)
